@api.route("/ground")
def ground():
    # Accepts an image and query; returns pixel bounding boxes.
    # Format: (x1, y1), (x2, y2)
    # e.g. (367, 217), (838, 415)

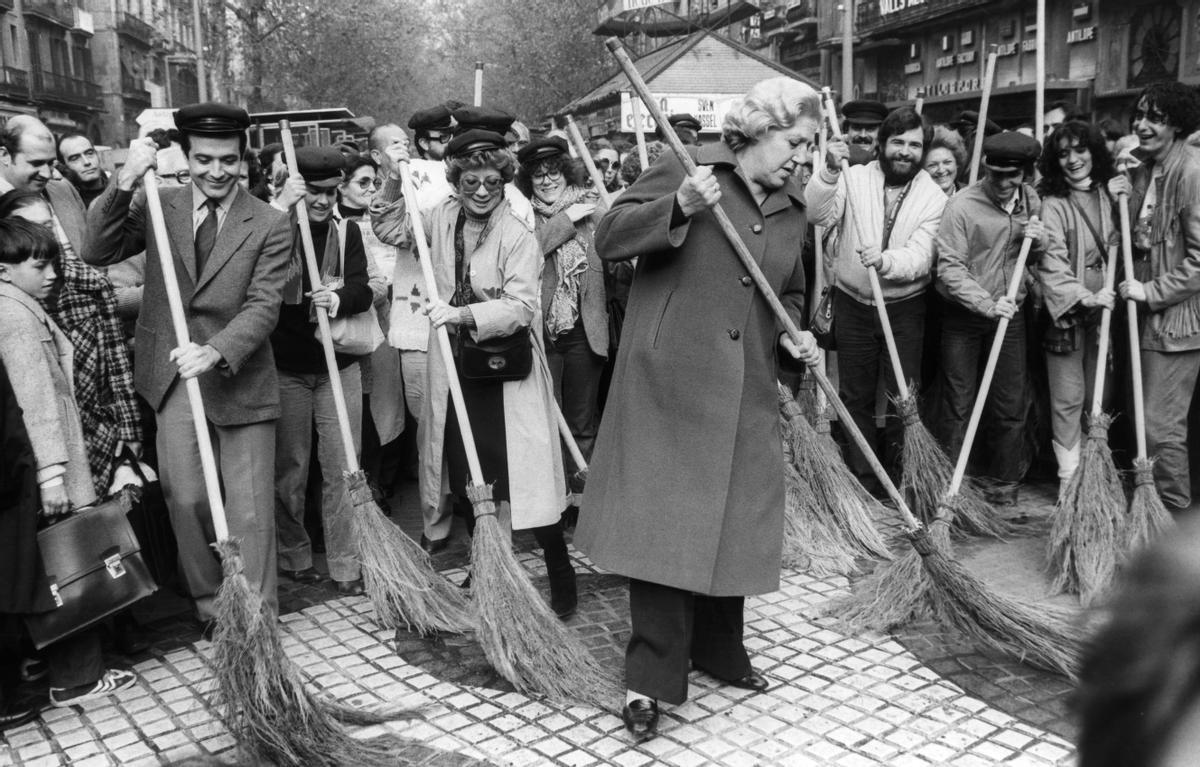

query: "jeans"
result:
(1044, 318), (1108, 453)
(937, 304), (1027, 485)
(1142, 348), (1200, 509)
(544, 320), (604, 462)
(833, 289), (926, 484)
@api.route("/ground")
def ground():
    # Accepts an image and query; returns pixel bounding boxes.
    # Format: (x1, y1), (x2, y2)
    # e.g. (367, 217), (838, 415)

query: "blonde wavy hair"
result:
(722, 77), (821, 152)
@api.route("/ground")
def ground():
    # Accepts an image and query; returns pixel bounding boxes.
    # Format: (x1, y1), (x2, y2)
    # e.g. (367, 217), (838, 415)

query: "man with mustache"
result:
(840, 99), (888, 155)
(804, 106), (946, 492)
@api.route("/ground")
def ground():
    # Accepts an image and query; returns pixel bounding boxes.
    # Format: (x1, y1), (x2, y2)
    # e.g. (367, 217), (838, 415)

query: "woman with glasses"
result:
(372, 129), (575, 618)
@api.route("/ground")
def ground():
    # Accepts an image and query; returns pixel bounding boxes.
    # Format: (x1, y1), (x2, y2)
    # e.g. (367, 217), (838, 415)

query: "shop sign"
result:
(926, 77), (982, 97)
(957, 51), (976, 64)
(936, 54), (956, 68)
(1022, 39), (1038, 52)
(1066, 26), (1095, 44)
(996, 42), (1018, 56)
(618, 92), (737, 134)
(905, 62), (923, 74)
(880, 0), (927, 14)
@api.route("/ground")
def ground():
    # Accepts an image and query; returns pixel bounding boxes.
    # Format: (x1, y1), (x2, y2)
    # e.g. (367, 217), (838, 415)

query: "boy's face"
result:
(1, 256), (56, 301)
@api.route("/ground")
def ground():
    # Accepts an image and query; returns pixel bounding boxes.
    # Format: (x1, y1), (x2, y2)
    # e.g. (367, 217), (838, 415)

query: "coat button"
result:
(740, 276), (752, 286)
(751, 224), (763, 234)
(728, 329), (741, 340)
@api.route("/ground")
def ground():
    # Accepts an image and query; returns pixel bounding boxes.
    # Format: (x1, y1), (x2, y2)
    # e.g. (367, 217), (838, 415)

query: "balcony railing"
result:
(121, 72), (150, 102)
(857, 0), (989, 35)
(0, 66), (30, 97)
(117, 11), (154, 43)
(32, 69), (101, 108)
(22, 0), (76, 27)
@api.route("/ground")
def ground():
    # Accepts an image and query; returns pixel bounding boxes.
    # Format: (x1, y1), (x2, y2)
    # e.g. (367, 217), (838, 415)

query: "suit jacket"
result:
(44, 178), (89, 254)
(84, 183), (293, 425)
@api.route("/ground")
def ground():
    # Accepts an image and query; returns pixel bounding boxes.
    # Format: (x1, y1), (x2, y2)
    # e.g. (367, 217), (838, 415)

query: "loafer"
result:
(279, 567), (322, 584)
(0, 701), (39, 732)
(334, 579), (365, 596)
(696, 664), (770, 692)
(621, 697), (659, 740)
(420, 534), (449, 555)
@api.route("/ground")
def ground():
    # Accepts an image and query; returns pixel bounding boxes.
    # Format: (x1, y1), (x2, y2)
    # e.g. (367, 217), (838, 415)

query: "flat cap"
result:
(174, 102), (250, 135)
(668, 113), (702, 132)
(841, 99), (888, 126)
(982, 131), (1041, 170)
(516, 136), (568, 166)
(446, 129), (507, 159)
(954, 110), (1002, 137)
(451, 106), (515, 136)
(408, 105), (454, 132)
(295, 145), (346, 187)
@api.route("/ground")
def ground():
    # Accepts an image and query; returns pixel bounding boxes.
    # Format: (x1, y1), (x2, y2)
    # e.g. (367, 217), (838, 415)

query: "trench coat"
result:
(373, 190), (567, 530)
(574, 141), (807, 596)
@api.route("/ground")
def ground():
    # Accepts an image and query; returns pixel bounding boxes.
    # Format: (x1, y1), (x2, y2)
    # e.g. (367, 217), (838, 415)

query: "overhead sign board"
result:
(619, 92), (741, 134)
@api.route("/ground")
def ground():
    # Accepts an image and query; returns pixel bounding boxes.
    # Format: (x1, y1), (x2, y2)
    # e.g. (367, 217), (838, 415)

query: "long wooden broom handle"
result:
(1088, 196), (1121, 416)
(947, 233), (1036, 496)
(143, 173), (229, 540)
(279, 122), (361, 474)
(968, 47), (999, 186)
(607, 36), (922, 531)
(629, 93), (650, 170)
(396, 161), (487, 484)
(820, 88), (912, 401)
(1118, 192), (1148, 458)
(565, 115), (614, 208)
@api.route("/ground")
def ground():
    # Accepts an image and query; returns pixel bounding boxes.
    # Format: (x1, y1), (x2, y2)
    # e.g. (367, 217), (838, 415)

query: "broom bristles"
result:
(1046, 413), (1125, 606)
(210, 539), (422, 766)
(895, 395), (1017, 539)
(465, 483), (619, 709)
(781, 461), (859, 576)
(346, 472), (475, 635)
(1122, 457), (1175, 555)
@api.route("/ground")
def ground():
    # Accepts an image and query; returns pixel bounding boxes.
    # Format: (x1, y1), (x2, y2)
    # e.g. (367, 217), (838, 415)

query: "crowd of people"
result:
(0, 72), (1198, 749)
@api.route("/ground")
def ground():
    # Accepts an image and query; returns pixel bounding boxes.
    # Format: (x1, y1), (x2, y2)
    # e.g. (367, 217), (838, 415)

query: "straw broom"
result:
(396, 160), (616, 708)
(819, 89), (1009, 539)
(1046, 209), (1124, 605)
(610, 36), (1083, 676)
(142, 174), (416, 764)
(279, 123), (472, 637)
(1115, 190), (1174, 552)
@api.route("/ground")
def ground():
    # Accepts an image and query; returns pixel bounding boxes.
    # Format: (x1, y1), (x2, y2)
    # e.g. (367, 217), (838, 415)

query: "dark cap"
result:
(408, 105), (454, 133)
(174, 102), (251, 135)
(516, 136), (568, 166)
(295, 146), (346, 187)
(982, 131), (1041, 170)
(668, 113), (702, 132)
(451, 106), (515, 136)
(445, 129), (507, 159)
(954, 110), (1002, 137)
(841, 99), (888, 127)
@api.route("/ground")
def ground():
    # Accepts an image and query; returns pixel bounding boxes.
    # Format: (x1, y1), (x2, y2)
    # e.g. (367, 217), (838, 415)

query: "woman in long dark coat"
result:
(574, 77), (822, 740)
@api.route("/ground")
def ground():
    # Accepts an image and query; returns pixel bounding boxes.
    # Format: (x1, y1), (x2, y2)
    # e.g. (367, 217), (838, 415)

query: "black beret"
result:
(295, 145), (346, 187)
(667, 113), (701, 131)
(451, 106), (515, 136)
(445, 129), (507, 159)
(516, 136), (568, 166)
(955, 110), (1003, 137)
(982, 131), (1042, 170)
(841, 100), (889, 126)
(408, 105), (454, 132)
(174, 102), (250, 135)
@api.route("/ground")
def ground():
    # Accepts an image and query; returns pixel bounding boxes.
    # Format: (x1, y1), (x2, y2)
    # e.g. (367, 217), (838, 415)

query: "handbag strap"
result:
(1067, 190), (1110, 261)
(880, 181), (912, 250)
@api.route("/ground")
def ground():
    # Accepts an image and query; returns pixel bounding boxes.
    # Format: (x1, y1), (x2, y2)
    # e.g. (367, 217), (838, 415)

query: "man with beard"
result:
(57, 134), (108, 208)
(935, 131), (1044, 506)
(840, 99), (888, 156)
(804, 106), (946, 491)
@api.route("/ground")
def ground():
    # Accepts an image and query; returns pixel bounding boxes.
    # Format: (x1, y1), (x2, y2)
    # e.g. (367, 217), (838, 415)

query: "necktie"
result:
(194, 198), (220, 275)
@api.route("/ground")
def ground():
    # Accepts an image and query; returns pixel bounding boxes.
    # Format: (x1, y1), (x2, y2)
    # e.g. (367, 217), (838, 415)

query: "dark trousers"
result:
(545, 320), (604, 462)
(1142, 348), (1200, 509)
(0, 615), (102, 699)
(625, 579), (750, 704)
(937, 304), (1028, 485)
(833, 289), (926, 484)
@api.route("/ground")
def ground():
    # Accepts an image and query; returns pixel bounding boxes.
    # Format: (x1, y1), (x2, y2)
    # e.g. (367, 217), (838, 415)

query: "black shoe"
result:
(695, 664), (769, 692)
(279, 567), (322, 584)
(621, 698), (659, 740)
(334, 579), (365, 596)
(420, 534), (449, 555)
(0, 701), (39, 732)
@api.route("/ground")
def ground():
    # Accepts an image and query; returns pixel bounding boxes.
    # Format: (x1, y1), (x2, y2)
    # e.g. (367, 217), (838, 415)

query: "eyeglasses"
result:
(426, 133), (451, 144)
(595, 159), (620, 171)
(351, 177), (380, 190)
(532, 169), (563, 183)
(1132, 108), (1168, 125)
(157, 170), (190, 184)
(460, 176), (504, 194)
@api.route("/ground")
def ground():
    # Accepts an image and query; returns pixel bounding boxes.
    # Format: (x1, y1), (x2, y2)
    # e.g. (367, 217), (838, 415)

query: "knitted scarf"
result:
(531, 186), (589, 337)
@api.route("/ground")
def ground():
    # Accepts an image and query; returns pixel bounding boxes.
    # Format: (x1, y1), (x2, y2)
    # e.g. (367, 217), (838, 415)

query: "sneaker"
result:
(49, 669), (136, 708)
(19, 657), (47, 682)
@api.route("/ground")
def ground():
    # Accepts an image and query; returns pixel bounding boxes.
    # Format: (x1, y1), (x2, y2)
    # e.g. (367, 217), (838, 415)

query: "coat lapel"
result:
(165, 188), (197, 286)
(195, 188), (253, 293)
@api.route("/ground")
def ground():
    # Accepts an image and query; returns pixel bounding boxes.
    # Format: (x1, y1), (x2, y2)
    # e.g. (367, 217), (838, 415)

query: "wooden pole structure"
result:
(841, 2), (853, 102)
(191, 0), (207, 102)
(969, 45), (999, 186)
(473, 61), (483, 107)
(629, 92), (650, 170)
(1035, 0), (1046, 142)
(565, 114), (614, 207)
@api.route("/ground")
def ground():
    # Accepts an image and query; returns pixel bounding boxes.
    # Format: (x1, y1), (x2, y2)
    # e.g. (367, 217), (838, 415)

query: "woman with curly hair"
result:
(1035, 121), (1124, 490)
(923, 125), (968, 196)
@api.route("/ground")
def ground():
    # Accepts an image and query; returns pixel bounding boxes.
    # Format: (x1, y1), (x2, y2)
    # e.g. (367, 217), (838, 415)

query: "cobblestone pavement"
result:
(1, 480), (1086, 766)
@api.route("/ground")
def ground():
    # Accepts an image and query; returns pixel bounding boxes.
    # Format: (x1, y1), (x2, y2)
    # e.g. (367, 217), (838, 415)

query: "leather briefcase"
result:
(25, 499), (157, 649)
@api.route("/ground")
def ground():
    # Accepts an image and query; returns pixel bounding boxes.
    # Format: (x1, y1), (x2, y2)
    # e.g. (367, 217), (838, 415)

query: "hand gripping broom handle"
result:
(279, 122), (361, 473)
(606, 36), (922, 531)
(143, 172), (229, 540)
(820, 88), (912, 401)
(1088, 202), (1121, 417)
(396, 161), (487, 485)
(565, 115), (614, 208)
(946, 233), (1036, 496)
(1118, 193), (1148, 458)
